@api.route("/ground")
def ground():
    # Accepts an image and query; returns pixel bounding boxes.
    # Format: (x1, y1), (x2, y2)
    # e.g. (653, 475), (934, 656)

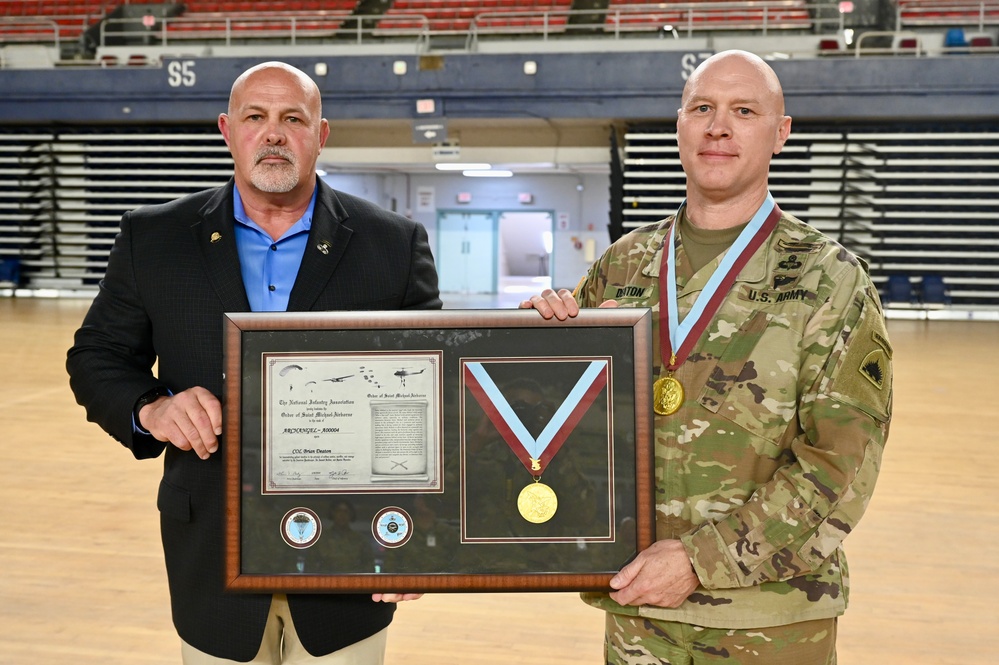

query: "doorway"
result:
(436, 210), (553, 302)
(436, 211), (497, 295)
(497, 211), (553, 297)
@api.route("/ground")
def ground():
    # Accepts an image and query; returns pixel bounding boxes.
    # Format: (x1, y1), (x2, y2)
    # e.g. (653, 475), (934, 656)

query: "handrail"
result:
(896, 0), (999, 31)
(100, 13), (366, 48)
(95, 1), (834, 50)
(0, 16), (63, 49)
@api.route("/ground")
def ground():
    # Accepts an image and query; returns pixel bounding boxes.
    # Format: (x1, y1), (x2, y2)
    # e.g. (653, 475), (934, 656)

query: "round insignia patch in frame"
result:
(371, 507), (413, 549)
(280, 507), (322, 549)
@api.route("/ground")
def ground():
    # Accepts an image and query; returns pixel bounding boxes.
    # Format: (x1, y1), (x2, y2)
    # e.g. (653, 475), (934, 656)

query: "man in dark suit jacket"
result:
(67, 61), (439, 663)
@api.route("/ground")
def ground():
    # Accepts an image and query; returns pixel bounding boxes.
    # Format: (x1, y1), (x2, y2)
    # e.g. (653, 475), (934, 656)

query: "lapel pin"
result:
(317, 241), (330, 255)
(210, 232), (222, 243)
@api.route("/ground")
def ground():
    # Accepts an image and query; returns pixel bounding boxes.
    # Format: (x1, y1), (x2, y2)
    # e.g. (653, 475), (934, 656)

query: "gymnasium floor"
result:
(1, 295), (996, 665)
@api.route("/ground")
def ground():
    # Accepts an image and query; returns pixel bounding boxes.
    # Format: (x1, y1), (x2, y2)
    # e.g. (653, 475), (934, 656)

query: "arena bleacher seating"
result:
(896, 0), (999, 29)
(621, 126), (999, 309)
(603, 0), (812, 36)
(5, 0), (995, 58)
(0, 0), (106, 41)
(2, 0), (999, 309)
(377, 0), (572, 35)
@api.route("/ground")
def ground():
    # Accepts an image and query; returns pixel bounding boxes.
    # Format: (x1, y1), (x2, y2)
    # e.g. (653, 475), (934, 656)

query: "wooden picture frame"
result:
(222, 308), (653, 592)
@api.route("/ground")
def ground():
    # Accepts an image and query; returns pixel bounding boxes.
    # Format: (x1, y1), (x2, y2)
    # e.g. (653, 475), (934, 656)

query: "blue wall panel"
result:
(0, 52), (996, 124)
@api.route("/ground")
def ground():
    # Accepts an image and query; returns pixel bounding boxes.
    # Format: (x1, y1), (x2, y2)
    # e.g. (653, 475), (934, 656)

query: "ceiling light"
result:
(435, 163), (490, 171)
(464, 169), (513, 178)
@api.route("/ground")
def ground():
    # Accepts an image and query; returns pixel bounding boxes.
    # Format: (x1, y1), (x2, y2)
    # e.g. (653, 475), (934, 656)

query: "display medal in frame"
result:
(223, 308), (653, 593)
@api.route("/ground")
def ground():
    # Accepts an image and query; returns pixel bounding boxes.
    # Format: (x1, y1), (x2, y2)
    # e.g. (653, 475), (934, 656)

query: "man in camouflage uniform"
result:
(524, 50), (892, 663)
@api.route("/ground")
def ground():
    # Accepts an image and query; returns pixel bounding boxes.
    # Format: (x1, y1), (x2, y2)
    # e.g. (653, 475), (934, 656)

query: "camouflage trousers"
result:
(605, 614), (837, 665)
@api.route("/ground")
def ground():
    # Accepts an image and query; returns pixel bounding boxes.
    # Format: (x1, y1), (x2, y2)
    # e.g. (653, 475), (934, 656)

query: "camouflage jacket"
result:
(579, 209), (893, 629)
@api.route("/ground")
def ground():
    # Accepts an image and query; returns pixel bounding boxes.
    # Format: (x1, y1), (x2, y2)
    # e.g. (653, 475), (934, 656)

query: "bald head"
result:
(228, 61), (322, 117)
(682, 50), (786, 116)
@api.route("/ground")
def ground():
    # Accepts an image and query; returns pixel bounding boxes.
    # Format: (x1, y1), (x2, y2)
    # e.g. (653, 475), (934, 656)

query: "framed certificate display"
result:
(222, 308), (654, 592)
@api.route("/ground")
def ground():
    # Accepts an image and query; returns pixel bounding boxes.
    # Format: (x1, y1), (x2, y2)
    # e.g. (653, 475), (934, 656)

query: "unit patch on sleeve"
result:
(831, 303), (893, 421)
(859, 348), (887, 390)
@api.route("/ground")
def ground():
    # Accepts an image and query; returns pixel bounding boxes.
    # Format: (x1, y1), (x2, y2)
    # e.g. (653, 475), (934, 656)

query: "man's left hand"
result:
(609, 539), (700, 608)
(371, 593), (423, 603)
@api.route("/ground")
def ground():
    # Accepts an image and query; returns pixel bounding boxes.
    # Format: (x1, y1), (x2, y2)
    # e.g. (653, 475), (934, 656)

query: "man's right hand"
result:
(137, 386), (222, 460)
(519, 288), (618, 319)
(519, 288), (581, 320)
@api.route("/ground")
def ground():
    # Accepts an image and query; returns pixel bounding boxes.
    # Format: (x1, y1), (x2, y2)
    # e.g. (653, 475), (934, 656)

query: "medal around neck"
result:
(653, 374), (684, 416)
(656, 194), (781, 418)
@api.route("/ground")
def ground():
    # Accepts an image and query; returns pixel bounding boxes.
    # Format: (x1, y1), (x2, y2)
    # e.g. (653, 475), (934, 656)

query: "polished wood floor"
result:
(1, 297), (997, 664)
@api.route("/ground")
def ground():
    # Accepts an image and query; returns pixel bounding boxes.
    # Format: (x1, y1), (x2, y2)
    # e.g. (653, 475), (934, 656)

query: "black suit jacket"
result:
(67, 179), (441, 660)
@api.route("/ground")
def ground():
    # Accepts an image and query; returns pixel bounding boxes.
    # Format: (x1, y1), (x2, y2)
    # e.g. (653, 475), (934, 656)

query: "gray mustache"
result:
(255, 148), (295, 164)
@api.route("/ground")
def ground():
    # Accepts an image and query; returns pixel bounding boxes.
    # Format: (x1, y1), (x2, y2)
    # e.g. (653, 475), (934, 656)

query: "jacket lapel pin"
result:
(210, 232), (222, 243)
(317, 241), (331, 255)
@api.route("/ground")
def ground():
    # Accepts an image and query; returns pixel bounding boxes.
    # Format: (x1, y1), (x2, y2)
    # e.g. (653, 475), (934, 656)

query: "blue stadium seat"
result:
(884, 274), (915, 305)
(0, 259), (20, 286)
(920, 274), (951, 305)
(945, 28), (969, 54)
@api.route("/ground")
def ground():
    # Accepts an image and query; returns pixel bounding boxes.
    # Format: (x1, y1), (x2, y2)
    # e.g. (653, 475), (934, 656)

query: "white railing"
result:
(0, 17), (63, 48)
(95, 1), (833, 50)
(896, 0), (999, 31)
(101, 12), (366, 47)
(600, 1), (819, 38)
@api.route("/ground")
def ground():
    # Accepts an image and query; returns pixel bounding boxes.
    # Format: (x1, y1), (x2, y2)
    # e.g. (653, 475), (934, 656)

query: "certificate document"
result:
(261, 351), (442, 494)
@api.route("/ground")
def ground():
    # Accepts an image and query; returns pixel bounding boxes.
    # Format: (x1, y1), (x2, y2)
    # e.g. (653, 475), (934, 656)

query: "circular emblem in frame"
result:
(371, 507), (412, 549)
(280, 507), (322, 549)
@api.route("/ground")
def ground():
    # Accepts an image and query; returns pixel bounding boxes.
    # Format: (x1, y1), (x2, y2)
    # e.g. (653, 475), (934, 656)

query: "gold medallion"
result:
(517, 481), (558, 524)
(653, 375), (684, 416)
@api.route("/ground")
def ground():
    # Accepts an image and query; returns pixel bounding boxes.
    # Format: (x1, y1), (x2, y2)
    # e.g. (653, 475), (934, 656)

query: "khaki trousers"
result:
(181, 594), (388, 665)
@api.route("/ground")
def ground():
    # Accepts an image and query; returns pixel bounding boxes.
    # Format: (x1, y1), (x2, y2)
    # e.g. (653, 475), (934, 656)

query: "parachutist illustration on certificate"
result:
(261, 351), (442, 494)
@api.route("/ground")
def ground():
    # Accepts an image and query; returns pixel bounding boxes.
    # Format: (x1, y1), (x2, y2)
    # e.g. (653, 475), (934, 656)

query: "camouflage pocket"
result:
(697, 310), (802, 447)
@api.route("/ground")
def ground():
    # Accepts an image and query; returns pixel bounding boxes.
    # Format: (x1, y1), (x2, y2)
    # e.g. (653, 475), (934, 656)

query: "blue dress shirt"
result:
(233, 184), (317, 312)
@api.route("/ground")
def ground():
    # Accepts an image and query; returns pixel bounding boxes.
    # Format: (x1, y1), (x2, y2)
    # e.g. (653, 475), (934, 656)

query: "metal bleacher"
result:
(56, 0), (837, 57)
(894, 0), (999, 55)
(0, 128), (231, 293)
(604, 0), (813, 36)
(1, 1), (999, 314)
(621, 126), (999, 310)
(6, 125), (998, 306)
(166, 0), (358, 44)
(378, 0), (572, 35)
(897, 0), (999, 30)
(3, 0), (999, 59)
(0, 0), (107, 40)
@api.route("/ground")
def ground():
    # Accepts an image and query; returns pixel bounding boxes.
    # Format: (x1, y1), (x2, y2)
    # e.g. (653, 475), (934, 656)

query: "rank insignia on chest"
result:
(776, 238), (824, 254)
(773, 273), (799, 289)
